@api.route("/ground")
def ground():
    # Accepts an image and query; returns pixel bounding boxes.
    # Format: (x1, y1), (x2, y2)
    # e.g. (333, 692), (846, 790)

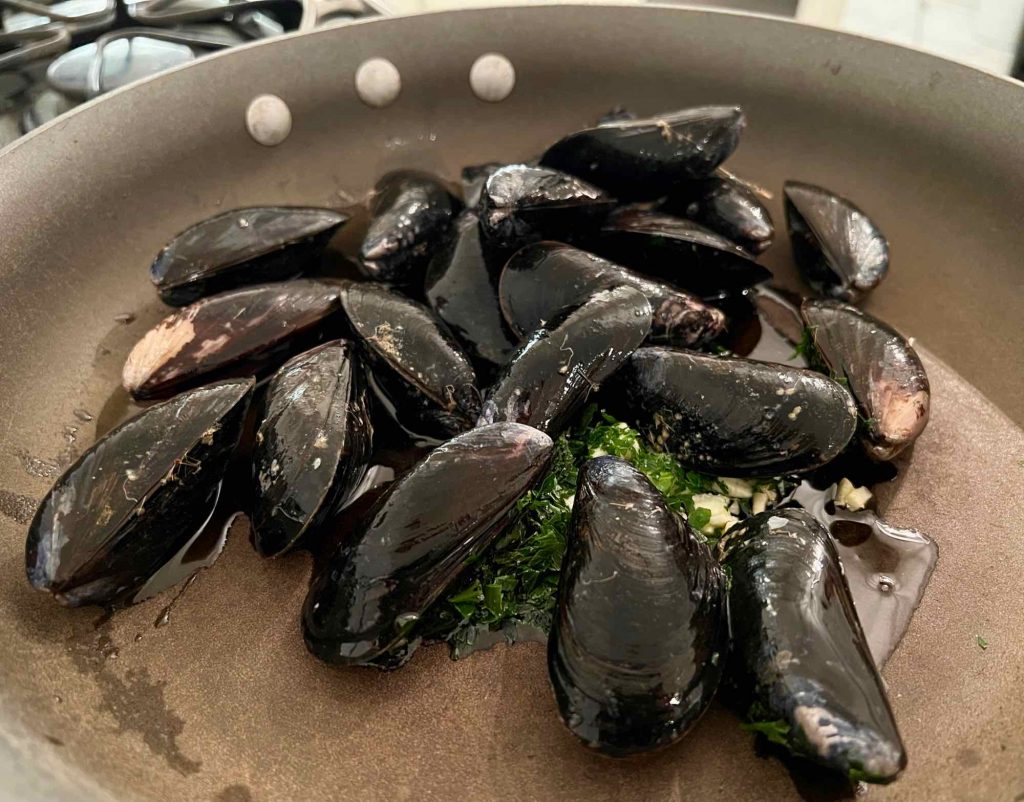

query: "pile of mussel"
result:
(24, 106), (931, 783)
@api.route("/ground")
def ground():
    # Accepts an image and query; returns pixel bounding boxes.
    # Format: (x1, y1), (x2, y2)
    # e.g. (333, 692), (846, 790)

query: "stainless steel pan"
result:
(1, 5), (1022, 800)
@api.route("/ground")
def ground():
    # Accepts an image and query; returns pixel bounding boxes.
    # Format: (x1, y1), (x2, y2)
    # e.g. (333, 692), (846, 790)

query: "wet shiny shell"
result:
(122, 280), (342, 400)
(540, 106), (746, 200)
(499, 241), (726, 348)
(460, 162), (503, 209)
(480, 285), (652, 435)
(478, 164), (616, 253)
(549, 456), (727, 757)
(661, 177), (774, 254)
(359, 170), (458, 285)
(802, 300), (929, 460)
(784, 181), (889, 303)
(150, 207), (347, 306)
(615, 347), (857, 476)
(250, 341), (372, 557)
(339, 281), (479, 440)
(717, 509), (906, 783)
(25, 379), (254, 607)
(424, 211), (518, 370)
(592, 209), (771, 299)
(302, 422), (553, 664)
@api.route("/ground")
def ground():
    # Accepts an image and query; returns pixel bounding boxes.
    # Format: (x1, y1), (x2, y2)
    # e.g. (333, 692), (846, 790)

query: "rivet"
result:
(245, 94), (292, 146)
(469, 53), (515, 102)
(355, 57), (401, 108)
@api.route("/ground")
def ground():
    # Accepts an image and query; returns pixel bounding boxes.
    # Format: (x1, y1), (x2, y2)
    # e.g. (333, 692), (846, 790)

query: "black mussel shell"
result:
(460, 162), (504, 209)
(480, 285), (652, 436)
(540, 106), (746, 200)
(499, 242), (725, 348)
(424, 211), (518, 370)
(717, 508), (906, 783)
(802, 300), (929, 460)
(123, 280), (342, 400)
(661, 177), (774, 254)
(478, 164), (616, 253)
(250, 341), (372, 557)
(549, 456), (727, 757)
(591, 209), (771, 299)
(784, 181), (889, 303)
(359, 171), (458, 285)
(339, 281), (479, 440)
(25, 379), (254, 607)
(150, 207), (347, 306)
(614, 347), (857, 476)
(303, 422), (553, 664)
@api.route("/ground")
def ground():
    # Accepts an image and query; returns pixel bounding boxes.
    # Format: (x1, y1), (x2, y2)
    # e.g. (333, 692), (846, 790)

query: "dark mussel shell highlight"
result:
(251, 341), (372, 557)
(499, 242), (725, 348)
(717, 508), (906, 783)
(303, 422), (553, 664)
(122, 280), (342, 400)
(549, 456), (727, 756)
(150, 207), (347, 306)
(615, 347), (856, 476)
(661, 177), (774, 254)
(26, 379), (255, 606)
(540, 106), (745, 199)
(802, 300), (929, 460)
(784, 181), (889, 303)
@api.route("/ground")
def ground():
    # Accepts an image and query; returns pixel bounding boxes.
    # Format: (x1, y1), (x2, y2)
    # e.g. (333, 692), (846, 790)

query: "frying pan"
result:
(1, 5), (1023, 800)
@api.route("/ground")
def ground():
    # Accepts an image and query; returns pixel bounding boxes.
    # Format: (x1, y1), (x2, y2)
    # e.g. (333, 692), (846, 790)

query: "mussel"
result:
(661, 177), (774, 254)
(540, 106), (746, 200)
(478, 164), (615, 253)
(424, 211), (518, 370)
(480, 285), (652, 435)
(460, 162), (503, 209)
(250, 341), (372, 557)
(499, 242), (726, 348)
(303, 422), (553, 664)
(784, 181), (889, 302)
(549, 456), (727, 756)
(26, 378), (254, 606)
(717, 509), (906, 783)
(591, 209), (771, 299)
(123, 280), (342, 400)
(802, 300), (929, 460)
(359, 170), (458, 285)
(339, 281), (480, 440)
(614, 347), (857, 476)
(150, 207), (347, 306)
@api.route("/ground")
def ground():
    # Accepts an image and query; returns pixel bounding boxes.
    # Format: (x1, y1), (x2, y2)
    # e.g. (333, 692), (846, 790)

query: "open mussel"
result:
(591, 209), (771, 299)
(123, 280), (342, 400)
(150, 207), (347, 306)
(250, 341), (372, 557)
(802, 300), (929, 460)
(784, 181), (889, 302)
(424, 211), (518, 371)
(661, 177), (774, 254)
(359, 170), (458, 285)
(339, 281), (479, 440)
(717, 509), (906, 783)
(480, 285), (652, 435)
(614, 347), (856, 476)
(478, 164), (615, 253)
(26, 379), (255, 607)
(303, 422), (553, 665)
(499, 242), (726, 348)
(540, 106), (746, 200)
(549, 456), (727, 756)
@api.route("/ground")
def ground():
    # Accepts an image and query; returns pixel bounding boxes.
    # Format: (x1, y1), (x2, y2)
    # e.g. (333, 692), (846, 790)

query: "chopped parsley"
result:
(976, 635), (988, 650)
(740, 719), (791, 747)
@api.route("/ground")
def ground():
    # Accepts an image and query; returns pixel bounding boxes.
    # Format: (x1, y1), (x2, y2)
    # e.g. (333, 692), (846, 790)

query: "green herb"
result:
(740, 719), (791, 747)
(791, 326), (815, 362)
(976, 635), (988, 650)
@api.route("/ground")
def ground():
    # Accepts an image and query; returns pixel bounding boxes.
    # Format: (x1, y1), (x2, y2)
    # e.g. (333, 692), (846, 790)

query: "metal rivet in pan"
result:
(355, 58), (401, 108)
(469, 53), (515, 102)
(245, 94), (292, 146)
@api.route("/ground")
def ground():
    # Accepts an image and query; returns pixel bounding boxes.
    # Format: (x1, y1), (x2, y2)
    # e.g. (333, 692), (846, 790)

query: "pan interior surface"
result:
(0, 6), (1022, 801)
